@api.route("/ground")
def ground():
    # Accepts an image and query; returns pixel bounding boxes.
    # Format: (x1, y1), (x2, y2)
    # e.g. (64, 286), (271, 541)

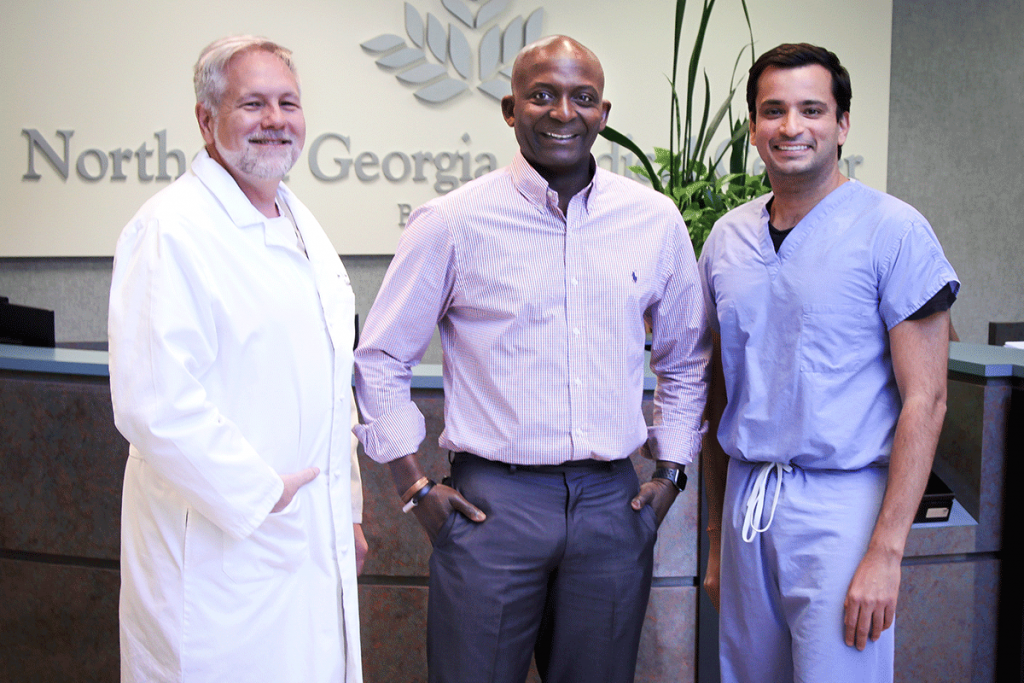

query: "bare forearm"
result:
(701, 335), (729, 611)
(843, 311), (949, 649)
(867, 394), (945, 558)
(868, 311), (949, 558)
(387, 453), (429, 498)
(703, 334), (729, 531)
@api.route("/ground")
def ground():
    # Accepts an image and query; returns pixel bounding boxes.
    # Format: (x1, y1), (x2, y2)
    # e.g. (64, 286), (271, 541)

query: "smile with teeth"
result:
(775, 143), (810, 151)
(542, 132), (578, 140)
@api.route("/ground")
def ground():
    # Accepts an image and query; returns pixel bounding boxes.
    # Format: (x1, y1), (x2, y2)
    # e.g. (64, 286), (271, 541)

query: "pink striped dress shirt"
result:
(354, 151), (710, 466)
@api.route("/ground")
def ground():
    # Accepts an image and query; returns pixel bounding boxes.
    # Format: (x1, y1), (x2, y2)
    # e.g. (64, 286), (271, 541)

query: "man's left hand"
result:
(353, 523), (368, 575)
(843, 546), (901, 650)
(630, 478), (679, 525)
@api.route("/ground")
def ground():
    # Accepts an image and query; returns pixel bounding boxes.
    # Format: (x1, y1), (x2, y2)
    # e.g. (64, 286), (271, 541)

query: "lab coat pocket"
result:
(222, 496), (310, 582)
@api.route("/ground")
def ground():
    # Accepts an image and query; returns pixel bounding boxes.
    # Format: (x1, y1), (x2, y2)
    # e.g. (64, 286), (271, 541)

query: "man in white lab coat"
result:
(108, 35), (365, 682)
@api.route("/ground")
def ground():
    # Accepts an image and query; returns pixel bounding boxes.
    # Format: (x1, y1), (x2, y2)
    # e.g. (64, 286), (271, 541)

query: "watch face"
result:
(654, 467), (686, 492)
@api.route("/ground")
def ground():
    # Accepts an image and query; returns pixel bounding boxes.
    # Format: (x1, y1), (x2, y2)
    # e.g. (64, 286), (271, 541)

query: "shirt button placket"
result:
(565, 208), (586, 457)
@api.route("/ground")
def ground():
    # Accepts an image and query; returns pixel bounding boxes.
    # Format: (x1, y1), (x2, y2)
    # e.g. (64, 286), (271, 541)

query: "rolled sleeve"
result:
(646, 218), (712, 465)
(353, 203), (456, 463)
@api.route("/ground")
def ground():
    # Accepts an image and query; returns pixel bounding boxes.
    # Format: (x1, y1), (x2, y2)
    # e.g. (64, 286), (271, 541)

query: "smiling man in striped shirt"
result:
(354, 35), (710, 683)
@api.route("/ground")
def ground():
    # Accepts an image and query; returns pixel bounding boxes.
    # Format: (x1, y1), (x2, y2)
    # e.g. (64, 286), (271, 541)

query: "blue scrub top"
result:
(699, 180), (959, 470)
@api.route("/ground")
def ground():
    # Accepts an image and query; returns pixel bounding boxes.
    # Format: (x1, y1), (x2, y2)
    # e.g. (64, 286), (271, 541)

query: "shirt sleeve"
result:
(108, 218), (283, 540)
(645, 216), (712, 465)
(697, 233), (721, 335)
(906, 282), (957, 320)
(353, 203), (457, 463)
(877, 217), (960, 330)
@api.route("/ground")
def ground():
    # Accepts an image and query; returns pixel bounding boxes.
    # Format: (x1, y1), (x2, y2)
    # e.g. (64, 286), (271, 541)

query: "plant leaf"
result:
(376, 47), (425, 69)
(502, 16), (524, 63)
(397, 63), (447, 85)
(427, 14), (448, 63)
(476, 0), (508, 28)
(449, 24), (472, 78)
(405, 4), (424, 48)
(524, 8), (544, 44)
(478, 78), (511, 100)
(599, 126), (662, 194)
(361, 34), (405, 53)
(479, 25), (500, 79)
(441, 0), (474, 28)
(415, 78), (469, 103)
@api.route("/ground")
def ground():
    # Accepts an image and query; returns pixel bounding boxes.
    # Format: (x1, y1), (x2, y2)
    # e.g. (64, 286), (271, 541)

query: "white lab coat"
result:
(109, 150), (362, 682)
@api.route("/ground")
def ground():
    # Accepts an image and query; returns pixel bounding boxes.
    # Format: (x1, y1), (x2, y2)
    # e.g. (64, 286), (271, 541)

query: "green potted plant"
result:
(600, 0), (771, 257)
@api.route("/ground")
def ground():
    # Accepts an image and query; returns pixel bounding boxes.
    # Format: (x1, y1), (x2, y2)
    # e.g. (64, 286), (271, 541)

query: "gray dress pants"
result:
(427, 452), (658, 683)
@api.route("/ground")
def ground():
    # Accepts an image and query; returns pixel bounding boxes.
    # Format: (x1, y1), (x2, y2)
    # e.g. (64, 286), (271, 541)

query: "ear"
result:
(748, 113), (757, 144)
(837, 111), (850, 146)
(501, 95), (515, 127)
(598, 100), (611, 131)
(196, 103), (216, 146)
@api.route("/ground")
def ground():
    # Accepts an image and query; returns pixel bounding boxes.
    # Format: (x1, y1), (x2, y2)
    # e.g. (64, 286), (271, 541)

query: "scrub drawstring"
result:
(742, 462), (792, 542)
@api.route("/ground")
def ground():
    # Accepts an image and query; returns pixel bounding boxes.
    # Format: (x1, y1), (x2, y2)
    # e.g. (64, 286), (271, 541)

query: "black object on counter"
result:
(0, 299), (55, 347)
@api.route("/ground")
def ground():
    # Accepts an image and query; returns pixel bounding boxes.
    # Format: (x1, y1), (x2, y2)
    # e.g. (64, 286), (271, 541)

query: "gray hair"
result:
(193, 35), (298, 112)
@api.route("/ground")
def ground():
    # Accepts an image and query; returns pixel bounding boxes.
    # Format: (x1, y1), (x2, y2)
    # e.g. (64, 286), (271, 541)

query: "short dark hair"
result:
(747, 43), (851, 122)
(747, 43), (851, 159)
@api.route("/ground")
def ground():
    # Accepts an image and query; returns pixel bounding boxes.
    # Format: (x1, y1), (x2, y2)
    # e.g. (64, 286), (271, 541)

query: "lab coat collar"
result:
(191, 149), (304, 253)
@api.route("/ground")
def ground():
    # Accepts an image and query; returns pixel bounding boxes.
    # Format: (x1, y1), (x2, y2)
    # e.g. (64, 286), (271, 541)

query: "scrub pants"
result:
(427, 453), (658, 683)
(719, 458), (894, 683)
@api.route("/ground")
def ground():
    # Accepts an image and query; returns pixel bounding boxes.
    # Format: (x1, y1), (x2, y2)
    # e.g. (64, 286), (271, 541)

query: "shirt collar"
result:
(509, 150), (597, 215)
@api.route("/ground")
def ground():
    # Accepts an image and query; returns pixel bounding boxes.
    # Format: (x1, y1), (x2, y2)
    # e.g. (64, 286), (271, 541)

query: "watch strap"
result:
(652, 466), (687, 492)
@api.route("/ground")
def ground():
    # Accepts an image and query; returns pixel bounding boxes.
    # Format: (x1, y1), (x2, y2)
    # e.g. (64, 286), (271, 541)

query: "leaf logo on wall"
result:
(361, 0), (544, 104)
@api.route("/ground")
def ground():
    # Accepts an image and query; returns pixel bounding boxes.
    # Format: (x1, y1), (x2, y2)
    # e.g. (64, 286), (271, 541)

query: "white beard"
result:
(216, 129), (302, 180)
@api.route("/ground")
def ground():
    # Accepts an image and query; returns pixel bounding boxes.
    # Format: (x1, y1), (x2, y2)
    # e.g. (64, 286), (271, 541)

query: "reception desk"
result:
(1, 342), (1019, 682)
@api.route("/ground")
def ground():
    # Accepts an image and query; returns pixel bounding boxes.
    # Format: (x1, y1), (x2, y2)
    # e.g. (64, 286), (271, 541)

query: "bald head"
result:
(501, 35), (610, 199)
(510, 35), (605, 97)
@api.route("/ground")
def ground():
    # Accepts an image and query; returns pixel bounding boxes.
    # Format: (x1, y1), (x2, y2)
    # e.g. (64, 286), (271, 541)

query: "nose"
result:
(779, 109), (803, 137)
(549, 96), (574, 123)
(262, 103), (286, 128)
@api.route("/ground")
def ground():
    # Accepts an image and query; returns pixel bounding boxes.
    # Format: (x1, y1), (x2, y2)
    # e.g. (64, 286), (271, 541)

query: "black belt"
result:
(452, 451), (621, 473)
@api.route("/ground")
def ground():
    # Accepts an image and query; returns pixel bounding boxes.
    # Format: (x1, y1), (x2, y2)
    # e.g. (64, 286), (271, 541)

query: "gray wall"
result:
(887, 0), (1023, 342)
(2, 0), (1021, 348)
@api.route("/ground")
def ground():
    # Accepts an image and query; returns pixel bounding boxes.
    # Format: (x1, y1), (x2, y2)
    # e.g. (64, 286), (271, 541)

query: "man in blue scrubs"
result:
(699, 43), (958, 682)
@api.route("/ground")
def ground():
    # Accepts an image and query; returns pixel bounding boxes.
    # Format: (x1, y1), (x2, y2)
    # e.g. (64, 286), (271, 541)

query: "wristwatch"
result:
(652, 466), (687, 492)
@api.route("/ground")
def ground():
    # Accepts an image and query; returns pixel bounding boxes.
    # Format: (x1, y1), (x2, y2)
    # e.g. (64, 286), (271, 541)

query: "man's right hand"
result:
(272, 467), (320, 513)
(411, 482), (486, 543)
(388, 453), (485, 543)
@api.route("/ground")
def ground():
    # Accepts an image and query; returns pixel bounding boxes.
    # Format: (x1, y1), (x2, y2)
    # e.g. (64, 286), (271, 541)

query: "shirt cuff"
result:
(645, 421), (707, 465)
(352, 401), (427, 463)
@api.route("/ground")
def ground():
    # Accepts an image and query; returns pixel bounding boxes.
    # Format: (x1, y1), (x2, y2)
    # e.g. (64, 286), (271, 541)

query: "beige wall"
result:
(5, 0), (892, 256)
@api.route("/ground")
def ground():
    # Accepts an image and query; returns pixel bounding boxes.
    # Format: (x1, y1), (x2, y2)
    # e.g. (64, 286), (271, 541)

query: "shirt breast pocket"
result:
(799, 303), (877, 374)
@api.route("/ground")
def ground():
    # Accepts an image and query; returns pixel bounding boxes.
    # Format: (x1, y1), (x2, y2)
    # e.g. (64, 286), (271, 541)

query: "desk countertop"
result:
(4, 341), (1023, 384)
